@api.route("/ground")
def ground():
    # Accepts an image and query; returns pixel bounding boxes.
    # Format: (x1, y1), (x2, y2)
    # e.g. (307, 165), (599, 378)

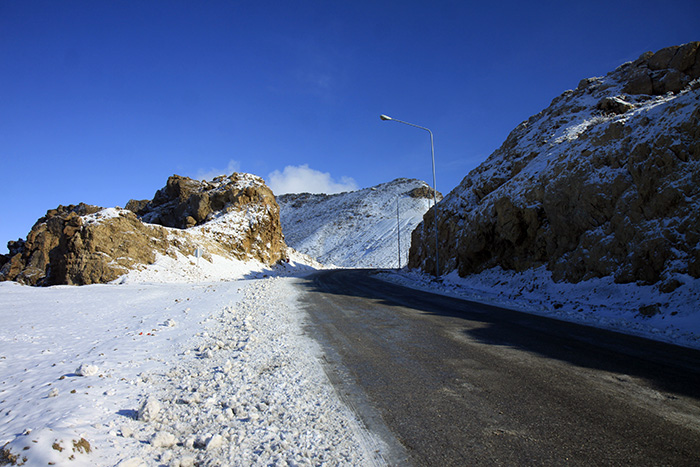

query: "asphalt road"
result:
(299, 269), (700, 466)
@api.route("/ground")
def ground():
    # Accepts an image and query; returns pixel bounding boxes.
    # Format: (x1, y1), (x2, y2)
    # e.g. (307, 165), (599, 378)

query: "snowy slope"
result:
(403, 43), (700, 349)
(277, 178), (438, 268)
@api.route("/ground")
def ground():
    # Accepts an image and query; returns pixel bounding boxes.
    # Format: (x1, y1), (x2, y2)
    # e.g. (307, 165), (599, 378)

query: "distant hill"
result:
(410, 42), (700, 291)
(277, 178), (440, 268)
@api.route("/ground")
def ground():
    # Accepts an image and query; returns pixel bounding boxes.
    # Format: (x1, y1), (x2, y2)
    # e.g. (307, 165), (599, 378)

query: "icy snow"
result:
(0, 253), (385, 466)
(82, 207), (124, 225)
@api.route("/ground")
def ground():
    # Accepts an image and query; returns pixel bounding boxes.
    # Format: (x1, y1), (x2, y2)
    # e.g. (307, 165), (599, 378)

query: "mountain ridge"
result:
(277, 178), (440, 268)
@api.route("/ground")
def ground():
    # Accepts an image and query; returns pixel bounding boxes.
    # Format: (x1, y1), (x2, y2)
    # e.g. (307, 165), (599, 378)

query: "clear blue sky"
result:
(2, 0), (698, 253)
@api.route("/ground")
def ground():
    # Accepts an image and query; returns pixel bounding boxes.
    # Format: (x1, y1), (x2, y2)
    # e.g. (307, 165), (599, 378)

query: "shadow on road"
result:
(299, 268), (700, 400)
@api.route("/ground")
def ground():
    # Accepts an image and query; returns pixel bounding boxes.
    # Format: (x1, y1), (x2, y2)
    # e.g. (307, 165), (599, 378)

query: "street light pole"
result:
(380, 114), (440, 277)
(396, 195), (401, 269)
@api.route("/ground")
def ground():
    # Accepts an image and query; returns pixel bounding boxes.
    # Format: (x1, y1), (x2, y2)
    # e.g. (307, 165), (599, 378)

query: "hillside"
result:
(410, 42), (700, 291)
(277, 178), (440, 268)
(0, 173), (287, 285)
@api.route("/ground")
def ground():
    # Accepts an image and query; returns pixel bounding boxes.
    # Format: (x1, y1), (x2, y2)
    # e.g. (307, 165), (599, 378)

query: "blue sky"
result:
(1, 0), (699, 253)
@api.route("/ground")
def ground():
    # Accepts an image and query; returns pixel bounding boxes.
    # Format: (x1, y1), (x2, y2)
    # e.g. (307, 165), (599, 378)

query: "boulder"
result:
(596, 96), (635, 115)
(620, 42), (700, 96)
(408, 185), (442, 200)
(622, 71), (653, 95)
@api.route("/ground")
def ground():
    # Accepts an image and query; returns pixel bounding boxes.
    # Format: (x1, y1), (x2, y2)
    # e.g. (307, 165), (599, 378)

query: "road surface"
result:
(299, 269), (700, 466)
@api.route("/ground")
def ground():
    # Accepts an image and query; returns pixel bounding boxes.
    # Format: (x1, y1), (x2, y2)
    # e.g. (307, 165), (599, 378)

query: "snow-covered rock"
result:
(411, 42), (700, 289)
(151, 431), (177, 448)
(75, 363), (99, 376)
(137, 397), (161, 422)
(0, 172), (288, 286)
(278, 178), (440, 268)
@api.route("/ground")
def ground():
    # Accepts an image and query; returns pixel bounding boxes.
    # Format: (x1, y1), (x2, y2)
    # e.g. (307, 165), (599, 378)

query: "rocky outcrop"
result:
(409, 42), (700, 290)
(408, 185), (440, 200)
(1, 173), (287, 286)
(619, 42), (700, 95)
(128, 173), (275, 229)
(0, 204), (173, 285)
(128, 173), (287, 266)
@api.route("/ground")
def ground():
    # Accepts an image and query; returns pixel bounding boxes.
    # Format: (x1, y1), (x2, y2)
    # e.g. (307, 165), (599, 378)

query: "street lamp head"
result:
(380, 114), (392, 121)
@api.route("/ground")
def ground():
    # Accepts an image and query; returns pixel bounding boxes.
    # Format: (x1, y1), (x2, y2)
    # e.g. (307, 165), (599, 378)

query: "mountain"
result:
(277, 178), (440, 268)
(410, 42), (700, 291)
(0, 173), (287, 285)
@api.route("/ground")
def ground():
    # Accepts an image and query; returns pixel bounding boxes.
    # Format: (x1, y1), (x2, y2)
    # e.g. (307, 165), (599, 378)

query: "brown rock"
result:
(647, 45), (679, 70)
(409, 42), (700, 287)
(597, 96), (635, 115)
(638, 304), (661, 317)
(652, 69), (691, 94)
(1, 173), (288, 286)
(125, 199), (149, 214)
(623, 72), (653, 95)
(408, 185), (442, 200)
(669, 41), (700, 73)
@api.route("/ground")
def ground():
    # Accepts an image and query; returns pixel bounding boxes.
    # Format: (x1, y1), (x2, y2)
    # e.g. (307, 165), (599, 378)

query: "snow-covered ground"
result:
(0, 252), (385, 466)
(378, 266), (700, 350)
(3, 230), (699, 465)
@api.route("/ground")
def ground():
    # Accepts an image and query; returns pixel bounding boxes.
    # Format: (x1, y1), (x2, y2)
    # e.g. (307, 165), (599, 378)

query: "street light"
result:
(380, 114), (440, 277)
(396, 195), (401, 269)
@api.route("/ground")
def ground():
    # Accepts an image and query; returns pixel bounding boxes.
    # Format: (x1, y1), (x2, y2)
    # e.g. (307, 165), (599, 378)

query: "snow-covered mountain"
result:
(277, 178), (440, 268)
(411, 42), (700, 291)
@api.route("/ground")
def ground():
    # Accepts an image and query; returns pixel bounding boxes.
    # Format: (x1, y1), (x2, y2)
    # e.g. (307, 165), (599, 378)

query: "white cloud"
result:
(194, 160), (241, 181)
(267, 164), (358, 195)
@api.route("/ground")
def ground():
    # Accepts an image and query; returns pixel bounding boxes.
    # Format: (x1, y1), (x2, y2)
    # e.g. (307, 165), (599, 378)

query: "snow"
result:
(82, 208), (124, 225)
(0, 254), (386, 465)
(278, 178), (436, 269)
(442, 76), (700, 216)
(116, 250), (265, 284)
(378, 266), (700, 350)
(2, 67), (699, 462)
(2, 211), (699, 465)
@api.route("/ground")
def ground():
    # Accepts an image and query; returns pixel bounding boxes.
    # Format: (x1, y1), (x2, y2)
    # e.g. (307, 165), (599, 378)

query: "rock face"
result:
(0, 204), (172, 285)
(1, 173), (287, 286)
(128, 173), (287, 266)
(278, 178), (440, 268)
(409, 42), (700, 290)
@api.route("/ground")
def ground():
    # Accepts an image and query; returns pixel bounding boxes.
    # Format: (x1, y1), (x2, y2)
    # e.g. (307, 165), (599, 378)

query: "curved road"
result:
(299, 269), (700, 466)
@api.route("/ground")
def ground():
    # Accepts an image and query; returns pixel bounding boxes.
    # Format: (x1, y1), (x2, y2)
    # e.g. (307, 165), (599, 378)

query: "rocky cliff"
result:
(0, 173), (287, 286)
(410, 42), (700, 291)
(278, 178), (440, 268)
(127, 173), (287, 266)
